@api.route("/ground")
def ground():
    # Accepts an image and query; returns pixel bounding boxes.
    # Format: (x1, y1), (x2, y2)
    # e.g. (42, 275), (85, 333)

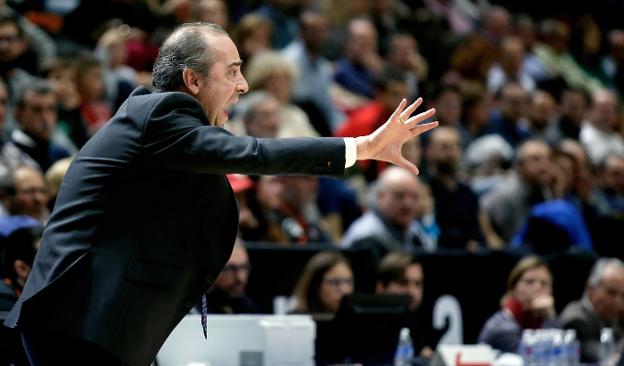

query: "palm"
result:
(363, 98), (438, 174)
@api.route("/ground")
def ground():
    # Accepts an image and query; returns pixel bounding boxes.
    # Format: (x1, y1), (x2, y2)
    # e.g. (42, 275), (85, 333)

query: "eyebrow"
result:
(228, 60), (243, 67)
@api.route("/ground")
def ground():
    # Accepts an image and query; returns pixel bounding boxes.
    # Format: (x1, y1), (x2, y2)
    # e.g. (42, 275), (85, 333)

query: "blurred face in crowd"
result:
(15, 90), (57, 141)
(380, 80), (409, 113)
(318, 262), (354, 313)
(0, 22), (25, 63)
(300, 12), (329, 55)
(387, 34), (418, 71)
(195, 0), (228, 29)
(214, 243), (251, 297)
(500, 37), (525, 76)
(345, 19), (377, 64)
(608, 30), (624, 62)
(516, 141), (552, 186)
(189, 33), (249, 126)
(590, 89), (619, 132)
(529, 90), (556, 131)
(401, 136), (422, 168)
(499, 83), (527, 122)
(384, 263), (424, 311)
(435, 89), (462, 126)
(47, 65), (79, 106)
(244, 96), (281, 138)
(560, 89), (587, 124)
(376, 167), (422, 229)
(512, 265), (552, 310)
(9, 166), (49, 220)
(280, 176), (318, 213)
(588, 265), (624, 322)
(427, 127), (462, 176)
(79, 65), (105, 102)
(602, 155), (624, 195)
(263, 69), (293, 103)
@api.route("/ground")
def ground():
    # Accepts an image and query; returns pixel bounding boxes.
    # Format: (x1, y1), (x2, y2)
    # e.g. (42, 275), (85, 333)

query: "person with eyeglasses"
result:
(291, 251), (354, 314)
(194, 238), (258, 315)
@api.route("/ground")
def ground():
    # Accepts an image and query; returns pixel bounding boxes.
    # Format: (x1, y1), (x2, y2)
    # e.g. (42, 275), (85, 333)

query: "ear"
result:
(182, 68), (201, 95)
(13, 259), (31, 280)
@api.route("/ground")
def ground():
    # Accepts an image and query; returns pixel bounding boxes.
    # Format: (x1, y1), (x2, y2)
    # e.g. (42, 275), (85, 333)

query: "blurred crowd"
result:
(1, 0), (624, 364)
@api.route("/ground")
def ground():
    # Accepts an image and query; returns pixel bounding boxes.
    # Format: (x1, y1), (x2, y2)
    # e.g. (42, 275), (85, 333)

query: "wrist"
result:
(355, 136), (372, 161)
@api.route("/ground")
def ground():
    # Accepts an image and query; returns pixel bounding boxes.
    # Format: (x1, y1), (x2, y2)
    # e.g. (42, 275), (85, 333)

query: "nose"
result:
(238, 75), (249, 94)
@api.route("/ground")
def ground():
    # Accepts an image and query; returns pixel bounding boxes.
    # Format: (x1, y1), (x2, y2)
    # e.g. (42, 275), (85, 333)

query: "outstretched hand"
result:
(355, 98), (438, 175)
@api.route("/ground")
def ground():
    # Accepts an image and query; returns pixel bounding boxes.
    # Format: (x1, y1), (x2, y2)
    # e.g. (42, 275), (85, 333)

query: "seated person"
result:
(376, 251), (434, 358)
(196, 238), (259, 314)
(0, 225), (42, 366)
(291, 251), (354, 314)
(559, 258), (624, 363)
(478, 256), (558, 353)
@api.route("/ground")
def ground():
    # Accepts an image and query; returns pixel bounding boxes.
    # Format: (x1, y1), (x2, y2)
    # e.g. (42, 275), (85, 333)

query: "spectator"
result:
(0, 225), (42, 366)
(481, 140), (553, 243)
(231, 14), (273, 67)
(487, 82), (531, 148)
(44, 156), (72, 211)
(580, 88), (624, 167)
(76, 56), (112, 136)
(376, 251), (435, 358)
(268, 175), (332, 245)
(43, 58), (89, 149)
(0, 79), (38, 184)
(189, 0), (229, 30)
(385, 32), (428, 101)
(198, 238), (259, 314)
(334, 18), (384, 100)
(546, 88), (589, 143)
(10, 81), (72, 171)
(240, 51), (318, 138)
(487, 36), (536, 95)
(425, 126), (488, 250)
(255, 0), (300, 49)
(342, 166), (436, 262)
(458, 82), (490, 148)
(282, 10), (345, 135)
(0, 15), (37, 107)
(240, 93), (282, 139)
(292, 251), (354, 314)
(432, 83), (462, 127)
(526, 90), (557, 139)
(559, 258), (624, 363)
(602, 29), (624, 93)
(478, 256), (558, 353)
(1, 165), (49, 222)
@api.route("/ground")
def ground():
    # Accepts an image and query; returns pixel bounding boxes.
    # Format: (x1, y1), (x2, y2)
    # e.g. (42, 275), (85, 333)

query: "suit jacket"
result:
(559, 297), (622, 363)
(4, 87), (346, 366)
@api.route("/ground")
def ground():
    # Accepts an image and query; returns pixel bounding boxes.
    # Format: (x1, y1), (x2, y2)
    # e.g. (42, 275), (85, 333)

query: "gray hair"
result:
(152, 22), (228, 92)
(587, 258), (624, 288)
(15, 79), (55, 109)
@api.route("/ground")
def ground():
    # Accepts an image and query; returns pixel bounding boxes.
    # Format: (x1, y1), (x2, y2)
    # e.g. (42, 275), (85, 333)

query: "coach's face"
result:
(185, 34), (249, 126)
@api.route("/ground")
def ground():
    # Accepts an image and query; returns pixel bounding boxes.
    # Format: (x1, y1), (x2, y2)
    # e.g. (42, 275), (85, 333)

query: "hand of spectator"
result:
(355, 98), (437, 175)
(530, 294), (556, 319)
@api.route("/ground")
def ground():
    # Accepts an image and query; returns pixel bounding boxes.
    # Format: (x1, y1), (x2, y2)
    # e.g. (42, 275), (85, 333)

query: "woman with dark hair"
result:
(478, 255), (558, 353)
(292, 251), (354, 314)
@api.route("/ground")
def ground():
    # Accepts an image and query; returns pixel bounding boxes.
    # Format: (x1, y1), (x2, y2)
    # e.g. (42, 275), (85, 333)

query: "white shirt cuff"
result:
(343, 137), (357, 168)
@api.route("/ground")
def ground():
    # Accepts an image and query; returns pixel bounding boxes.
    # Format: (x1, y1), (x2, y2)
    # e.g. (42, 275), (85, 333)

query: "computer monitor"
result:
(315, 293), (411, 365)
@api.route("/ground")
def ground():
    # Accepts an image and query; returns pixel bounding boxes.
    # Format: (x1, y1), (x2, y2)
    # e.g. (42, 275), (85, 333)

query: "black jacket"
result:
(5, 87), (345, 366)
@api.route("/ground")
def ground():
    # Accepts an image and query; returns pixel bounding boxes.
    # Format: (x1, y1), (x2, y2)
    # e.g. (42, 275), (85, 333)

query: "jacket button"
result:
(185, 301), (194, 309)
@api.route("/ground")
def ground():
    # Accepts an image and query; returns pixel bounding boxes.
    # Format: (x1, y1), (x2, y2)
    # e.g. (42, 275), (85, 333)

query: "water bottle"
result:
(519, 329), (537, 366)
(549, 329), (564, 366)
(600, 327), (617, 366)
(394, 327), (415, 366)
(562, 329), (580, 366)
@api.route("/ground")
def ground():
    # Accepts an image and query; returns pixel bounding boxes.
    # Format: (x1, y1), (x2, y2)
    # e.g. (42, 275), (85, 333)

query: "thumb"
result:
(395, 156), (420, 175)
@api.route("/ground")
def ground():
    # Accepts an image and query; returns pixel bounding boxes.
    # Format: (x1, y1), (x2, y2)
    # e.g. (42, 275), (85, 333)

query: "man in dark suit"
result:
(559, 258), (624, 363)
(4, 22), (437, 366)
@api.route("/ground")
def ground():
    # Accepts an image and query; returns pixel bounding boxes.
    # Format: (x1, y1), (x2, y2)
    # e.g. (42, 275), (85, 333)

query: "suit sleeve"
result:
(141, 93), (346, 176)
